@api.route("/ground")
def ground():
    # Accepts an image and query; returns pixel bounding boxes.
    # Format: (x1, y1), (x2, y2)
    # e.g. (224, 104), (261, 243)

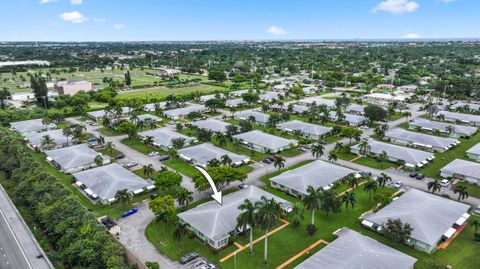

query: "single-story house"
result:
(449, 102), (480, 112)
(435, 110), (480, 126)
(178, 186), (292, 250)
(329, 111), (368, 126)
(73, 163), (154, 204)
(364, 93), (408, 107)
(298, 96), (335, 108)
(277, 120), (332, 139)
(351, 139), (434, 169)
(346, 104), (365, 115)
(259, 92), (283, 101)
(143, 102), (167, 112)
(271, 160), (359, 197)
(225, 98), (246, 107)
(138, 128), (195, 150)
(114, 114), (162, 126)
(87, 107), (131, 121)
(199, 94), (224, 104)
(163, 104), (205, 120)
(440, 159), (480, 184)
(362, 189), (470, 254)
(229, 89), (249, 97)
(191, 119), (231, 133)
(294, 228), (417, 269)
(234, 110), (270, 126)
(178, 143), (249, 167)
(385, 128), (459, 152)
(281, 103), (310, 114)
(45, 144), (110, 173)
(466, 143), (480, 162)
(24, 129), (70, 151)
(302, 86), (317, 95)
(232, 130), (298, 153)
(398, 84), (418, 92)
(408, 119), (477, 138)
(10, 119), (56, 135)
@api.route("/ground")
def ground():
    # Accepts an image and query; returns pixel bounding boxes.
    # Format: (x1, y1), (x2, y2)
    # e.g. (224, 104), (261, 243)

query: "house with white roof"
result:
(178, 143), (249, 167)
(408, 119), (477, 138)
(190, 119), (231, 133)
(24, 129), (70, 151)
(466, 143), (480, 161)
(45, 144), (110, 173)
(440, 159), (480, 184)
(232, 130), (297, 153)
(385, 128), (459, 152)
(138, 128), (195, 150)
(163, 104), (205, 120)
(234, 110), (270, 126)
(277, 120), (332, 139)
(10, 119), (56, 135)
(435, 110), (480, 126)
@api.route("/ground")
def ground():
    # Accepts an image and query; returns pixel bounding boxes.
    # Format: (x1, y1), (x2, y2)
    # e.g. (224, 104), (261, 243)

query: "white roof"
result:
(271, 160), (356, 195)
(277, 120), (332, 137)
(24, 129), (69, 148)
(143, 102), (167, 112)
(294, 228), (417, 269)
(259, 92), (282, 101)
(178, 143), (249, 166)
(466, 143), (480, 155)
(178, 186), (291, 241)
(234, 110), (270, 124)
(386, 128), (458, 149)
(225, 98), (246, 107)
(191, 119), (231, 133)
(437, 110), (480, 123)
(365, 189), (470, 245)
(409, 119), (477, 136)
(72, 163), (152, 201)
(10, 119), (56, 134)
(299, 96), (335, 107)
(163, 104), (205, 118)
(45, 144), (108, 170)
(138, 128), (194, 148)
(330, 111), (367, 125)
(440, 158), (480, 180)
(450, 102), (480, 111)
(233, 130), (297, 151)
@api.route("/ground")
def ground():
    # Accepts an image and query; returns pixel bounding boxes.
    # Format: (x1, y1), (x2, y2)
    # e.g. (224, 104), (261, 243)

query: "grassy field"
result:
(120, 137), (159, 155)
(116, 84), (226, 100)
(98, 127), (125, 136)
(337, 152), (399, 170)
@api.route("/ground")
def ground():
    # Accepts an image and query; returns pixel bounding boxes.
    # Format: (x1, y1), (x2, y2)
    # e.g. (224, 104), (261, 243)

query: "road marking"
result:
(0, 208), (33, 269)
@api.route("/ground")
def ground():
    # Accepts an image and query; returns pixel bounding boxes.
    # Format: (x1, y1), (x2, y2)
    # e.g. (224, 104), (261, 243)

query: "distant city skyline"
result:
(0, 0), (478, 41)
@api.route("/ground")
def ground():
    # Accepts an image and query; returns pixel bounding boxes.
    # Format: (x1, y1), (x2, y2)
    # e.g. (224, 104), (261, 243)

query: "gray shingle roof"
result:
(437, 110), (480, 123)
(178, 143), (249, 166)
(178, 186), (291, 241)
(234, 110), (270, 124)
(45, 144), (108, 170)
(10, 119), (56, 134)
(24, 129), (69, 148)
(232, 130), (297, 151)
(191, 119), (231, 133)
(277, 120), (332, 137)
(386, 128), (458, 149)
(138, 128), (194, 148)
(163, 104), (205, 118)
(271, 160), (356, 195)
(365, 189), (470, 245)
(294, 228), (417, 269)
(409, 119), (477, 136)
(330, 111), (367, 125)
(440, 158), (480, 180)
(466, 143), (480, 155)
(72, 163), (152, 201)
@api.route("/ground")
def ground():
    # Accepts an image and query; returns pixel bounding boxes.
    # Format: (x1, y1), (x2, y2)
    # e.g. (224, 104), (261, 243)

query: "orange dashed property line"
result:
(276, 239), (329, 269)
(338, 180), (367, 197)
(219, 218), (290, 263)
(349, 155), (362, 162)
(233, 242), (243, 249)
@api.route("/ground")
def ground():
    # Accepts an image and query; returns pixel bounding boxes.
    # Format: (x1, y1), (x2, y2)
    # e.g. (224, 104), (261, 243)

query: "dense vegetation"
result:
(0, 128), (131, 269)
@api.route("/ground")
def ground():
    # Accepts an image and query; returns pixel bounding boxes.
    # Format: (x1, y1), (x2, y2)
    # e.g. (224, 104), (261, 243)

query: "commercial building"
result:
(55, 80), (93, 96)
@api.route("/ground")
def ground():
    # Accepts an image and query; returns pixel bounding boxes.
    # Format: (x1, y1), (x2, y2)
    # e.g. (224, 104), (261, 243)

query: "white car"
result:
(440, 179), (451, 187)
(148, 151), (159, 157)
(393, 181), (402, 188)
(473, 204), (480, 216)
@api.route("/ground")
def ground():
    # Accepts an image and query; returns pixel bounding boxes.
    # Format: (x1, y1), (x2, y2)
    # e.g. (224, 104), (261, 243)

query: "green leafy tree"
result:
(382, 218), (413, 244)
(118, 121), (137, 139)
(148, 195), (176, 234)
(193, 166), (247, 192)
(176, 188), (193, 208)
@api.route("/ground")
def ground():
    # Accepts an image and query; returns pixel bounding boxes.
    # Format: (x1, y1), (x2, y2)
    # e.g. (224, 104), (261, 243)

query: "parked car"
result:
(262, 159), (272, 164)
(150, 193), (159, 200)
(239, 183), (249, 189)
(179, 252), (200, 264)
(298, 147), (307, 152)
(360, 172), (372, 178)
(393, 181), (403, 188)
(124, 161), (138, 168)
(148, 151), (159, 157)
(115, 154), (125, 159)
(159, 156), (170, 162)
(473, 204), (480, 216)
(440, 179), (451, 187)
(415, 174), (425, 180)
(409, 172), (418, 178)
(267, 156), (276, 162)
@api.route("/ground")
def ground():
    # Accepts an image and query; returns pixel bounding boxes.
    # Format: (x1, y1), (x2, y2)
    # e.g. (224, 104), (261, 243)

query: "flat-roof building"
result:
(45, 144), (110, 173)
(232, 130), (297, 153)
(55, 80), (93, 96)
(362, 189), (470, 253)
(277, 120), (332, 139)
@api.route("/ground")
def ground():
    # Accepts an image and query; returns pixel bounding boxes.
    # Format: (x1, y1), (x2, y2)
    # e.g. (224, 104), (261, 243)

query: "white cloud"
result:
(59, 11), (88, 23)
(93, 17), (106, 23)
(401, 33), (421, 38)
(71, 0), (83, 5)
(371, 0), (419, 14)
(114, 24), (124, 30)
(267, 26), (287, 35)
(39, 0), (59, 4)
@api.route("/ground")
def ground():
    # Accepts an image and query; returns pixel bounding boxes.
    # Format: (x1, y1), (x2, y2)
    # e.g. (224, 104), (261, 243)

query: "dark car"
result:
(150, 193), (159, 200)
(360, 172), (372, 178)
(409, 172), (418, 178)
(115, 154), (125, 159)
(179, 252), (199, 264)
(415, 173), (425, 180)
(159, 156), (170, 162)
(267, 156), (276, 161)
(262, 159), (272, 164)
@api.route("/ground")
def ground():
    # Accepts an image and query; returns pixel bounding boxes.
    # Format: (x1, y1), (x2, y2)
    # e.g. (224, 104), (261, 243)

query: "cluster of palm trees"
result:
(236, 196), (283, 263)
(427, 179), (470, 201)
(62, 123), (86, 146)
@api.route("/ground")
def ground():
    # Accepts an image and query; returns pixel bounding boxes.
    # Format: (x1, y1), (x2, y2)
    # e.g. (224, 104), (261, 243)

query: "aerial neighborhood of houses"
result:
(1, 40), (480, 269)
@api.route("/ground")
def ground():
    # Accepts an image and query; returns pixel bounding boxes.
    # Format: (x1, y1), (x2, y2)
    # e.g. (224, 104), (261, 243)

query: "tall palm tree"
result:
(255, 196), (281, 264)
(115, 189), (132, 208)
(176, 188), (193, 208)
(173, 221), (189, 249)
(40, 135), (56, 150)
(427, 179), (442, 194)
(97, 135), (105, 146)
(0, 88), (11, 109)
(143, 164), (155, 178)
(156, 210), (170, 234)
(220, 154), (233, 166)
(62, 126), (73, 146)
(273, 156), (285, 170)
(94, 155), (104, 166)
(453, 184), (469, 201)
(358, 141), (371, 156)
(363, 180), (378, 202)
(342, 191), (356, 215)
(346, 174), (360, 189)
(302, 186), (323, 225)
(149, 120), (157, 130)
(311, 143), (324, 159)
(237, 199), (256, 255)
(377, 173), (392, 187)
(328, 152), (338, 162)
(144, 135), (155, 146)
(215, 132), (227, 147)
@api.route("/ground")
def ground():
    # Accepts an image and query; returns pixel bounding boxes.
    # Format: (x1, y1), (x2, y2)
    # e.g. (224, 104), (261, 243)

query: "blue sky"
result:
(0, 0), (478, 41)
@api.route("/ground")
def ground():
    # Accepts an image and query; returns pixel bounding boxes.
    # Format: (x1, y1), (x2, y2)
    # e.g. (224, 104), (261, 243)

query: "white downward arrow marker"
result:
(194, 166), (223, 205)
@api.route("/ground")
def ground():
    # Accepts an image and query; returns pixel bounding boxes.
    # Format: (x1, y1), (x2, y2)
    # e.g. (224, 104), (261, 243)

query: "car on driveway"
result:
(179, 252), (199, 264)
(262, 159), (272, 164)
(409, 172), (417, 178)
(440, 179), (451, 187)
(148, 151), (159, 157)
(239, 183), (249, 189)
(473, 204), (480, 216)
(158, 156), (170, 161)
(415, 173), (425, 180)
(393, 181), (403, 188)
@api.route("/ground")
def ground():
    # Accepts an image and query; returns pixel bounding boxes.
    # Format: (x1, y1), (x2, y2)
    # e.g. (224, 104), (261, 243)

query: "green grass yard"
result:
(337, 152), (399, 170)
(116, 84), (226, 100)
(120, 137), (159, 155)
(98, 127), (125, 137)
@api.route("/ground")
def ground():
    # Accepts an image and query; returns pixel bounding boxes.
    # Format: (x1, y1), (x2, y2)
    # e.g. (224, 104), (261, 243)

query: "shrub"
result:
(306, 224), (317, 235)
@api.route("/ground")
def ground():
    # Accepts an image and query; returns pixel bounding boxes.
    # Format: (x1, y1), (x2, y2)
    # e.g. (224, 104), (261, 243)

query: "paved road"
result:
(0, 185), (53, 269)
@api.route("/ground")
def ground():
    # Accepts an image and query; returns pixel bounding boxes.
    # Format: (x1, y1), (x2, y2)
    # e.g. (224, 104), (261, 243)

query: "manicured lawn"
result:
(324, 134), (343, 144)
(98, 127), (125, 136)
(454, 181), (480, 200)
(116, 84), (226, 100)
(337, 152), (399, 170)
(121, 137), (159, 155)
(97, 147), (124, 159)
(211, 138), (270, 162)
(279, 148), (303, 158)
(163, 157), (201, 178)
(387, 112), (403, 121)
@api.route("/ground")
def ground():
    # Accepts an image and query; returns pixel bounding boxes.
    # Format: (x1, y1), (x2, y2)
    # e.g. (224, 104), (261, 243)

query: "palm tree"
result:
(62, 126), (73, 146)
(358, 141), (371, 156)
(472, 219), (480, 235)
(115, 189), (132, 208)
(363, 180), (378, 202)
(403, 111), (412, 123)
(328, 151), (338, 162)
(427, 179), (442, 194)
(97, 135), (105, 146)
(453, 184), (469, 201)
(311, 143), (324, 159)
(144, 135), (155, 146)
(215, 132), (227, 147)
(377, 151), (389, 163)
(156, 210), (170, 234)
(237, 199), (256, 255)
(302, 186), (323, 225)
(167, 148), (177, 159)
(130, 113), (140, 125)
(40, 135), (56, 150)
(342, 191), (356, 215)
(346, 174), (360, 189)
(143, 164), (155, 178)
(273, 156), (285, 170)
(104, 141), (115, 154)
(255, 196), (282, 264)
(94, 155), (104, 166)
(220, 154), (232, 166)
(176, 188), (193, 208)
(377, 173), (392, 187)
(149, 120), (157, 130)
(173, 221), (189, 249)
(136, 120), (145, 131)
